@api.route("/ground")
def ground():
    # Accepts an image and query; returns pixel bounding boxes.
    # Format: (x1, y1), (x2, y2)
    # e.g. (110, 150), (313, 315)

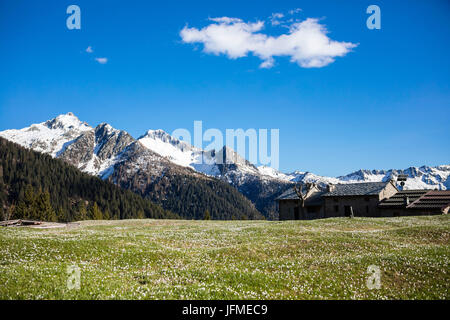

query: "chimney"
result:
(403, 196), (410, 207)
(327, 184), (335, 193)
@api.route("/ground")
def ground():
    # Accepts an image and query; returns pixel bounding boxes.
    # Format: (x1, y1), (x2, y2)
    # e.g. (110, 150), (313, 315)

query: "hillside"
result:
(0, 137), (178, 221)
(0, 216), (448, 299)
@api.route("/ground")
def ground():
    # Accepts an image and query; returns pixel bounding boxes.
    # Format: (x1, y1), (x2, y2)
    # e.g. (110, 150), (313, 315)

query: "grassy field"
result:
(0, 216), (449, 300)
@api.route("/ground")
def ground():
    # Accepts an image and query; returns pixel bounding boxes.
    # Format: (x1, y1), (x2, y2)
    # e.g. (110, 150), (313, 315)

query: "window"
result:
(334, 205), (339, 213)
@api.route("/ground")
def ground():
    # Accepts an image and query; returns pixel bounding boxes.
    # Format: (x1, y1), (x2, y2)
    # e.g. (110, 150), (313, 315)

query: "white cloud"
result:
(209, 17), (243, 24)
(86, 46), (93, 53)
(180, 17), (357, 68)
(289, 8), (302, 15)
(95, 57), (108, 64)
(270, 13), (284, 26)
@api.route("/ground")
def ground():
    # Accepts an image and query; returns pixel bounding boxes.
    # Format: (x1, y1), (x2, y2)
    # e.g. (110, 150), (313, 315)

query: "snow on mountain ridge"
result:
(0, 112), (92, 157)
(137, 131), (293, 184)
(44, 112), (90, 131)
(257, 166), (294, 180)
(101, 121), (450, 191)
(68, 123), (135, 178)
(138, 129), (204, 169)
(1, 113), (448, 191)
(137, 130), (262, 178)
(287, 166), (450, 190)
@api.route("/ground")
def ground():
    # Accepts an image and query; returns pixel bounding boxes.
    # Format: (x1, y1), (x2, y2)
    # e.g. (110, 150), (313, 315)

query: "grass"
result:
(0, 215), (449, 299)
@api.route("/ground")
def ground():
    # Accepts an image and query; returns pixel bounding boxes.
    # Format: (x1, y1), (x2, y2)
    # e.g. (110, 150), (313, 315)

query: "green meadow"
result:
(0, 216), (449, 299)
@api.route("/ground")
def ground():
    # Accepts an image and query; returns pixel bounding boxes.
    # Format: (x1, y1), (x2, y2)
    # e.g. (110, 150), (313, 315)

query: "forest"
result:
(0, 137), (178, 222)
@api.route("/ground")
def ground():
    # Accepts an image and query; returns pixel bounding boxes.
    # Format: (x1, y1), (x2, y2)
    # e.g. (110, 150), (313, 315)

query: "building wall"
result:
(379, 182), (398, 200)
(279, 200), (296, 220)
(278, 200), (325, 220)
(323, 182), (398, 218)
(323, 195), (381, 217)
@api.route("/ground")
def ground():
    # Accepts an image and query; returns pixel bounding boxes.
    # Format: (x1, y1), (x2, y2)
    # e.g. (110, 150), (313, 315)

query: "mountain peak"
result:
(0, 113), (92, 157)
(139, 128), (197, 152)
(45, 112), (91, 132)
(217, 146), (250, 166)
(141, 129), (178, 141)
(96, 122), (118, 133)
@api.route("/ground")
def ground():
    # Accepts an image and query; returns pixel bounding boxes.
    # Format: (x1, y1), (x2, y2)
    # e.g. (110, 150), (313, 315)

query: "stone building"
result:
(277, 181), (398, 220)
(276, 185), (326, 220)
(277, 180), (450, 220)
(322, 181), (398, 218)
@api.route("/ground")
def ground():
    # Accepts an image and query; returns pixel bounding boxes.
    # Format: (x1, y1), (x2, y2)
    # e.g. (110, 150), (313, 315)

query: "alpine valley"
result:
(1, 113), (449, 219)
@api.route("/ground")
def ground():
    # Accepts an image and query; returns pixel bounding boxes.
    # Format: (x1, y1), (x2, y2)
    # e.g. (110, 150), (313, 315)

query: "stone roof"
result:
(322, 181), (391, 197)
(378, 190), (428, 208)
(408, 190), (450, 210)
(276, 188), (300, 200)
(276, 188), (325, 206)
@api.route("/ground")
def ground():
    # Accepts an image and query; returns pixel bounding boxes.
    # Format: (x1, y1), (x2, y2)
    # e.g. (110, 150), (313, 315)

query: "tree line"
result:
(0, 137), (179, 222)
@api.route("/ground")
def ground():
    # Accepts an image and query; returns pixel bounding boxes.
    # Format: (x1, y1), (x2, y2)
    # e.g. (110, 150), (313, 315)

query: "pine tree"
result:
(14, 185), (36, 219)
(35, 191), (56, 221)
(137, 210), (145, 219)
(204, 209), (211, 220)
(57, 207), (69, 222)
(103, 209), (111, 220)
(90, 202), (103, 220)
(78, 201), (88, 221)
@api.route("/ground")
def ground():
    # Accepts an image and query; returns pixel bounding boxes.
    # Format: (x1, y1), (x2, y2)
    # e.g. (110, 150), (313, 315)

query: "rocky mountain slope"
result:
(0, 137), (177, 221)
(0, 114), (262, 220)
(1, 112), (448, 219)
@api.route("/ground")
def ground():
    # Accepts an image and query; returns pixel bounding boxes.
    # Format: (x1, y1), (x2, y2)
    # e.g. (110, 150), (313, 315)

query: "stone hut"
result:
(276, 185), (326, 220)
(321, 181), (398, 218)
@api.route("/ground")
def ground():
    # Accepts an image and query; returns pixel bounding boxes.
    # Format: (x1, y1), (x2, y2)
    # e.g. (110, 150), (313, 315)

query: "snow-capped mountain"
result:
(137, 130), (295, 217)
(1, 112), (448, 219)
(338, 166), (450, 190)
(136, 128), (450, 191)
(138, 129), (290, 184)
(0, 112), (92, 157)
(0, 113), (136, 180)
(0, 113), (262, 220)
(58, 122), (135, 179)
(138, 129), (220, 176)
(286, 166), (450, 191)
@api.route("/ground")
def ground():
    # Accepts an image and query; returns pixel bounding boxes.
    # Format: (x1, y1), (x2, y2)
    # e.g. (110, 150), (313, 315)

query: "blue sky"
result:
(0, 0), (449, 176)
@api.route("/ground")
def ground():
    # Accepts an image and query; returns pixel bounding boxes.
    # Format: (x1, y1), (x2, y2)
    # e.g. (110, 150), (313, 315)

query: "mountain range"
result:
(1, 112), (448, 219)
